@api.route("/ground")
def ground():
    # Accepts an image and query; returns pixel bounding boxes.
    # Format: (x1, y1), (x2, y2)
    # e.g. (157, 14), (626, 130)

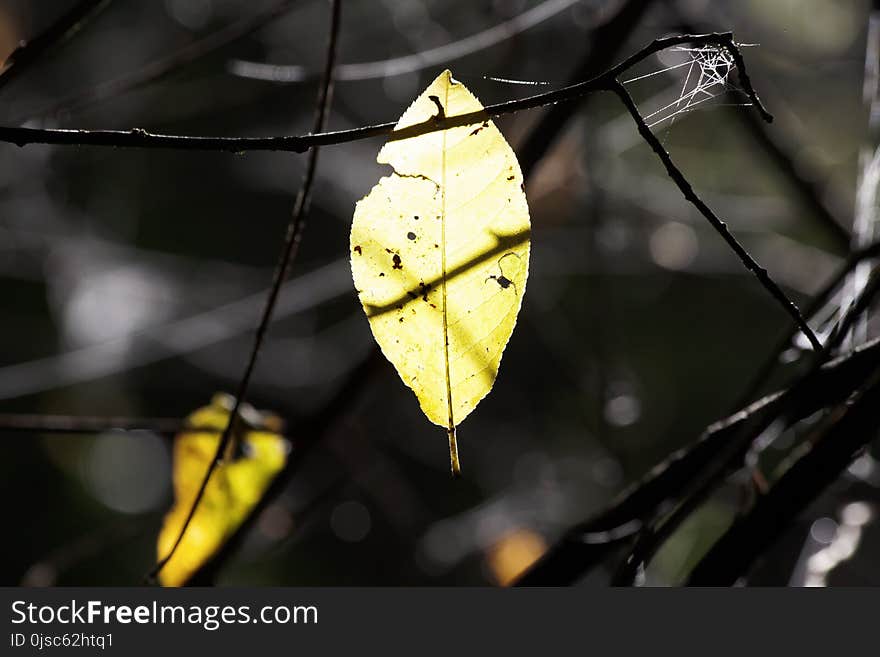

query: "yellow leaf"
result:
(350, 70), (530, 475)
(156, 393), (288, 586)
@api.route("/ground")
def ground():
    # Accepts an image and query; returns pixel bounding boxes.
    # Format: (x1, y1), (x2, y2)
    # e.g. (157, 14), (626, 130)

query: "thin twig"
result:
(687, 368), (880, 585)
(186, 1), (643, 570)
(608, 80), (820, 351)
(669, 13), (851, 252)
(734, 241), (880, 410)
(6, 32), (814, 358)
(0, 412), (263, 436)
(517, 0), (656, 179)
(0, 413), (184, 435)
(609, 266), (880, 585)
(0, 33), (767, 154)
(148, 0), (342, 583)
(0, 0), (112, 93)
(187, 347), (384, 584)
(515, 335), (880, 585)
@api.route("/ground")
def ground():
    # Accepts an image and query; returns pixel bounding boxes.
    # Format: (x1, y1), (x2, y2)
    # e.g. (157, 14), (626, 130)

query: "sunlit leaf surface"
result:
(350, 70), (531, 475)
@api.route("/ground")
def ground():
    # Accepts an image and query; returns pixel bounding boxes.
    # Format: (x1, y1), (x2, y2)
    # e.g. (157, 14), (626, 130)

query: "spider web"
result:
(622, 44), (756, 132)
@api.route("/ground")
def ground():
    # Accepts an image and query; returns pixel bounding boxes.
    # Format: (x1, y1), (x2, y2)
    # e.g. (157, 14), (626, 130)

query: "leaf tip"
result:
(437, 68), (455, 86)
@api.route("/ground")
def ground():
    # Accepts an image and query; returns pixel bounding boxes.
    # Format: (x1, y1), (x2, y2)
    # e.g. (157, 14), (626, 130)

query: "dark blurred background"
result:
(1, 0), (878, 586)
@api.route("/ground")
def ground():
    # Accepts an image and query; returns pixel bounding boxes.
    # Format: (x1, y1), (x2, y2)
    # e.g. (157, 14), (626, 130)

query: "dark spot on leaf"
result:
(379, 272), (385, 277)
(507, 176), (514, 181)
(413, 215), (419, 220)
(434, 243), (439, 248)
(385, 248), (393, 254)
(399, 317), (404, 323)
(353, 245), (362, 255)
(407, 232), (416, 240)
(428, 95), (445, 120)
(418, 281), (432, 302)
(392, 253), (403, 270)
(430, 303), (437, 309)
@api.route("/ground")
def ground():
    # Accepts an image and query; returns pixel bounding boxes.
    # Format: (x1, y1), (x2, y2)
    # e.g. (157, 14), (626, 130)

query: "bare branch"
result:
(608, 80), (820, 351)
(0, 413), (184, 435)
(0, 33), (765, 154)
(148, 0), (342, 583)
(516, 335), (880, 585)
(608, 264), (880, 585)
(186, 347), (385, 585)
(687, 368), (880, 585)
(733, 242), (880, 410)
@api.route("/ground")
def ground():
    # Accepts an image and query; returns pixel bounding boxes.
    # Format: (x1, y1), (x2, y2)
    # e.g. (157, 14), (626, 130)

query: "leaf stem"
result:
(448, 426), (461, 478)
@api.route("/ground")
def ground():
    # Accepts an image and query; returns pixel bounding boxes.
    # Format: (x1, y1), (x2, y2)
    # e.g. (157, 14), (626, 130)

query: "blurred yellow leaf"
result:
(156, 394), (288, 586)
(350, 70), (530, 475)
(486, 529), (546, 586)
